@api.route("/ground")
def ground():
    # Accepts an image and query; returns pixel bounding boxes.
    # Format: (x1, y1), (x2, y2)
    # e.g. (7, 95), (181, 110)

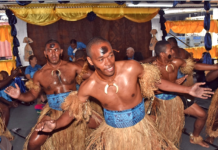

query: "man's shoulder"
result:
(117, 60), (140, 70)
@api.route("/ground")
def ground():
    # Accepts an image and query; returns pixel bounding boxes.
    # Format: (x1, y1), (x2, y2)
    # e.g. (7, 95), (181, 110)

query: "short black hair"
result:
(28, 55), (36, 64)
(86, 37), (111, 57)
(167, 37), (178, 45)
(70, 39), (77, 44)
(45, 39), (61, 49)
(155, 41), (170, 57)
(75, 50), (86, 60)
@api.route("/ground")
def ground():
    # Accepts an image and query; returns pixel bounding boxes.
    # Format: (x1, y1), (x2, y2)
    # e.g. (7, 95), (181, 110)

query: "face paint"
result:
(100, 46), (108, 55)
(50, 43), (55, 48)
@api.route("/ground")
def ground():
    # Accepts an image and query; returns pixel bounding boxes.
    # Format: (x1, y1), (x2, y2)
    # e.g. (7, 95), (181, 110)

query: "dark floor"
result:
(6, 97), (218, 150)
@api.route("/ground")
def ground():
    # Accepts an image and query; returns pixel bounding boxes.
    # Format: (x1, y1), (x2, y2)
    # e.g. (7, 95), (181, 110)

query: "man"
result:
(35, 37), (213, 150)
(0, 71), (18, 108)
(5, 40), (101, 150)
(25, 55), (41, 80)
(124, 47), (144, 61)
(167, 37), (191, 59)
(68, 39), (86, 62)
(0, 68), (19, 141)
(149, 41), (218, 148)
(205, 70), (218, 143)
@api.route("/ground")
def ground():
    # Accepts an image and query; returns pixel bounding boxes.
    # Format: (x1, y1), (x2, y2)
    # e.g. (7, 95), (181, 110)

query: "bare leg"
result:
(184, 103), (209, 148)
(27, 116), (51, 150)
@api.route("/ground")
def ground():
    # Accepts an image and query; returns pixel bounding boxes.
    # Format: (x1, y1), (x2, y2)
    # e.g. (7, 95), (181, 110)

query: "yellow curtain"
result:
(0, 25), (13, 43)
(10, 4), (60, 26)
(165, 20), (218, 34)
(8, 3), (159, 26)
(0, 25), (16, 74)
(185, 45), (218, 59)
(0, 60), (16, 75)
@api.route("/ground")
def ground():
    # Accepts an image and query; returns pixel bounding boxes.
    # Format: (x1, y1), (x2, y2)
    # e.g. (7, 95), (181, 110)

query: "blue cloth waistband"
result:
(177, 70), (185, 79)
(104, 99), (145, 128)
(47, 92), (70, 111)
(155, 93), (177, 100)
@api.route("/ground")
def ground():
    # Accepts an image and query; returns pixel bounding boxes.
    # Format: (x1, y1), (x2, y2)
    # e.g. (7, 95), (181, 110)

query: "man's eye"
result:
(99, 59), (103, 62)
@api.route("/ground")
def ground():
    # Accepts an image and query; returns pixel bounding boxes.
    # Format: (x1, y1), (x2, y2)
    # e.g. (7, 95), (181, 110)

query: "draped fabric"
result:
(185, 45), (218, 59)
(165, 20), (218, 33)
(8, 3), (159, 26)
(204, 1), (212, 52)
(0, 25), (16, 74)
(6, 9), (21, 67)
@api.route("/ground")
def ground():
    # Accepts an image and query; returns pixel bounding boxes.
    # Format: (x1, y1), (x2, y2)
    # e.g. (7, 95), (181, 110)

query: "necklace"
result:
(156, 59), (174, 72)
(95, 68), (118, 94)
(47, 60), (62, 76)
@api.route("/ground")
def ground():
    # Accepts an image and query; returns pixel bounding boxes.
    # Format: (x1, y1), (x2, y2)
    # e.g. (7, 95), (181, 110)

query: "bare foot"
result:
(190, 138), (209, 148)
(205, 136), (215, 144)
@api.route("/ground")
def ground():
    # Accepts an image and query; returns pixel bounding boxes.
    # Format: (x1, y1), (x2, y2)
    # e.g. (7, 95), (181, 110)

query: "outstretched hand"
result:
(4, 83), (21, 99)
(189, 82), (214, 99)
(175, 75), (188, 85)
(35, 120), (56, 133)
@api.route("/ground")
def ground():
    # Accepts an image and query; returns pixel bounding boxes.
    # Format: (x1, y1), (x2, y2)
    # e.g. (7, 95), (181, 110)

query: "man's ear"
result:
(44, 50), (46, 57)
(61, 49), (63, 56)
(87, 57), (93, 66)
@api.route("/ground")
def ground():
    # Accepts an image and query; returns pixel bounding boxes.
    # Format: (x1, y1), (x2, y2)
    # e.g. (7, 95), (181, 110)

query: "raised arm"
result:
(157, 79), (213, 99)
(194, 63), (218, 71)
(0, 68), (19, 88)
(4, 73), (41, 102)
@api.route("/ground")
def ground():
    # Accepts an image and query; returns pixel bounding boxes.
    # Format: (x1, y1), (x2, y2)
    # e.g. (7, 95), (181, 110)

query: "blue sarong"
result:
(155, 93), (177, 100)
(47, 92), (70, 111)
(104, 99), (145, 128)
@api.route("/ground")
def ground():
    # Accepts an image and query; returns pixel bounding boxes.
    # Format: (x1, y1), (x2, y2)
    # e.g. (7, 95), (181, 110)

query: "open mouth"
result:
(106, 66), (114, 72)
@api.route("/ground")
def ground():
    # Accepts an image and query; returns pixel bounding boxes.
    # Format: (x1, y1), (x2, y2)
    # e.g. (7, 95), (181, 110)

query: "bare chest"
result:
(90, 75), (141, 110)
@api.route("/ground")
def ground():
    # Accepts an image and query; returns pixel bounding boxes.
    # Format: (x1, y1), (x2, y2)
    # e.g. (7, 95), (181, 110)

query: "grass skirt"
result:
(206, 88), (218, 137)
(182, 73), (194, 87)
(86, 114), (178, 150)
(0, 116), (13, 141)
(145, 96), (184, 148)
(23, 104), (88, 150)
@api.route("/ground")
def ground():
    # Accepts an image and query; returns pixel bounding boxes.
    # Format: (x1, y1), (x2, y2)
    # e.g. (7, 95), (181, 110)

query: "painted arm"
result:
(206, 70), (218, 82)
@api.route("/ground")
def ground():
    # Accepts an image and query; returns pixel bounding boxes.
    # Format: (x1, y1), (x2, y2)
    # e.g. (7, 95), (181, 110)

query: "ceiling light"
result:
(126, 2), (173, 8)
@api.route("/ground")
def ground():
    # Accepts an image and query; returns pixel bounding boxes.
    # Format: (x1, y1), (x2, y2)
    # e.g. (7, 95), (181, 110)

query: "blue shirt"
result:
(0, 80), (15, 102)
(128, 55), (134, 60)
(68, 42), (86, 61)
(25, 64), (41, 78)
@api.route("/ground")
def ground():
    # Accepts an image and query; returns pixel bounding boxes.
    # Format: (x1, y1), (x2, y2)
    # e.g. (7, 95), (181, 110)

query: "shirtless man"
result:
(5, 40), (100, 150)
(205, 70), (218, 143)
(35, 37), (213, 150)
(151, 41), (218, 148)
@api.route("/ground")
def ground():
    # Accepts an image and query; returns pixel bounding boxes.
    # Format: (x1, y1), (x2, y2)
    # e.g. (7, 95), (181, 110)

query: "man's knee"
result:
(197, 109), (207, 120)
(27, 131), (48, 150)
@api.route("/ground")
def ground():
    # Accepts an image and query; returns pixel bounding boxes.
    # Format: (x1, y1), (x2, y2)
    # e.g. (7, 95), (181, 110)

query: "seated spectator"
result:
(124, 47), (144, 61)
(68, 39), (86, 62)
(25, 55), (41, 79)
(0, 71), (18, 108)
